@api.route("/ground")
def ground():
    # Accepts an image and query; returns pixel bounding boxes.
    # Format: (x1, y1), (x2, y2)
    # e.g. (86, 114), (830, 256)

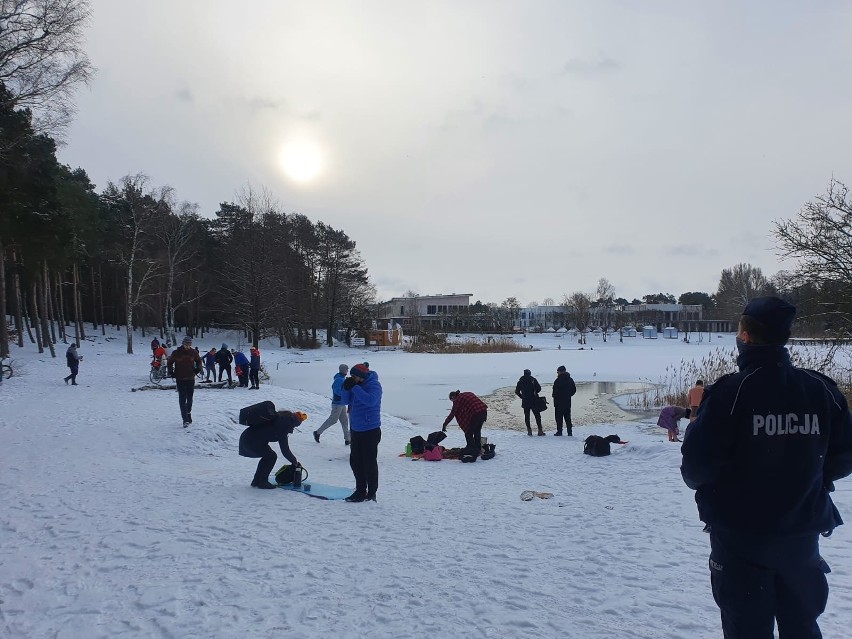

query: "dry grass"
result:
(628, 344), (852, 409)
(404, 336), (530, 354)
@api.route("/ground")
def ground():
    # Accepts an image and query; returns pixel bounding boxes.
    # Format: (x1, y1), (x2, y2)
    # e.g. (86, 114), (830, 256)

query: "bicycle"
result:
(1, 357), (12, 380)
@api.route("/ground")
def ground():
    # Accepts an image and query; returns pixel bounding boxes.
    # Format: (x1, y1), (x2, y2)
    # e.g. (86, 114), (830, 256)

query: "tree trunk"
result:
(76, 264), (86, 340)
(0, 236), (8, 358)
(30, 281), (44, 354)
(89, 263), (98, 331)
(98, 262), (105, 335)
(126, 261), (134, 354)
(44, 262), (57, 344)
(37, 267), (56, 357)
(72, 263), (82, 347)
(11, 248), (24, 347)
(56, 269), (67, 343)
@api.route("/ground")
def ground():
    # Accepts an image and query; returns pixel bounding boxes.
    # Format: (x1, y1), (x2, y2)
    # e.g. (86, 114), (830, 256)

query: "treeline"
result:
(0, 82), (375, 358)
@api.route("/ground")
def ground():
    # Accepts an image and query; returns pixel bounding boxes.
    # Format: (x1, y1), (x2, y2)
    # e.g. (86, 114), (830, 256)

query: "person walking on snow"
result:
(215, 343), (233, 384)
(167, 336), (203, 427)
(249, 347), (261, 389)
(552, 365), (577, 436)
(239, 410), (307, 489)
(64, 343), (82, 385)
(515, 369), (544, 436)
(658, 406), (690, 442)
(345, 363), (382, 502)
(314, 364), (352, 445)
(682, 296), (852, 637)
(443, 390), (488, 452)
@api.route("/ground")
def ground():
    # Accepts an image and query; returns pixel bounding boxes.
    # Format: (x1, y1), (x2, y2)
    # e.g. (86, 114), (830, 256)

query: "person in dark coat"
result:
(249, 347), (261, 389)
(239, 410), (307, 489)
(345, 363), (382, 502)
(552, 365), (577, 436)
(215, 343), (233, 384)
(515, 369), (544, 436)
(203, 347), (217, 381)
(682, 297), (852, 638)
(64, 343), (82, 385)
(234, 350), (250, 387)
(167, 336), (204, 426)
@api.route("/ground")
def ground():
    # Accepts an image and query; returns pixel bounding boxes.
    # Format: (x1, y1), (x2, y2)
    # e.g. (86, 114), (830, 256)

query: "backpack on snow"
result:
(410, 436), (426, 455)
(583, 434), (622, 457)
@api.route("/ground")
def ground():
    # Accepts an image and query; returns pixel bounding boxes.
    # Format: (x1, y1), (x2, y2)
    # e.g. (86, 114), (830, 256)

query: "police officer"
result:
(681, 297), (852, 638)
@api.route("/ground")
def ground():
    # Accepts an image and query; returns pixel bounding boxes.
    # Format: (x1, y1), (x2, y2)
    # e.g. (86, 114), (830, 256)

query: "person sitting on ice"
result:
(658, 406), (691, 442)
(239, 410), (307, 489)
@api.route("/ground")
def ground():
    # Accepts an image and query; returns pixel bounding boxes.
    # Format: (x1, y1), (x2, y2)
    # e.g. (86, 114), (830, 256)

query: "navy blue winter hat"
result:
(742, 296), (796, 344)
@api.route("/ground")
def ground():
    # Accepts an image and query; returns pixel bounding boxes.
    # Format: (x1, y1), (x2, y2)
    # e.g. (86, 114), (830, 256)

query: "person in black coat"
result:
(239, 410), (307, 489)
(515, 369), (544, 436)
(682, 297), (852, 638)
(215, 343), (233, 384)
(552, 365), (577, 436)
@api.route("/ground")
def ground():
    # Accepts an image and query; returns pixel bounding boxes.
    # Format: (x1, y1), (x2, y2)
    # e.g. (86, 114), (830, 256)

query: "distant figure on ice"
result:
(313, 364), (351, 445)
(515, 369), (544, 436)
(682, 296), (852, 637)
(657, 406), (690, 442)
(443, 390), (488, 454)
(345, 363), (382, 502)
(249, 347), (261, 389)
(216, 343), (233, 384)
(552, 365), (577, 436)
(64, 343), (82, 385)
(203, 347), (217, 381)
(234, 350), (250, 387)
(687, 380), (704, 422)
(167, 336), (203, 427)
(239, 410), (306, 489)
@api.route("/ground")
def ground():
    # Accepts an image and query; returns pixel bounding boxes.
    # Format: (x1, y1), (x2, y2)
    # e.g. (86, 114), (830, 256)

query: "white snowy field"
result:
(1, 329), (851, 639)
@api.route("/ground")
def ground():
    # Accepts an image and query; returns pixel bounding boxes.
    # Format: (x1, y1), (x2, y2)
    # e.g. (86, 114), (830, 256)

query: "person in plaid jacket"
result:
(443, 390), (488, 452)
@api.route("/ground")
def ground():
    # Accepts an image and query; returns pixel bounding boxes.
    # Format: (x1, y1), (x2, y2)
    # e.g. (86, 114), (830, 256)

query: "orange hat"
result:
(294, 411), (308, 422)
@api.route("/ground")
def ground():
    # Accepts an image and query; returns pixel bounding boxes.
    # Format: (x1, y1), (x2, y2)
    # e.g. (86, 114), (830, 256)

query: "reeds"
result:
(404, 336), (529, 354)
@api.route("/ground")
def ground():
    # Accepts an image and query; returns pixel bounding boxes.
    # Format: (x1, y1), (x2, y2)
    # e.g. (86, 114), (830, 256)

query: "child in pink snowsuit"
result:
(657, 406), (691, 442)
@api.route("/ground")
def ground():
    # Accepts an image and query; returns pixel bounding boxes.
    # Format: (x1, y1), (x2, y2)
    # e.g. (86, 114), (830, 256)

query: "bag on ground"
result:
(410, 435), (426, 455)
(583, 434), (622, 457)
(423, 445), (443, 461)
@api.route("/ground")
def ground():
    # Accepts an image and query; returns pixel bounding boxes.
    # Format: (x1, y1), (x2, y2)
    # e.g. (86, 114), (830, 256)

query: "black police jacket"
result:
(681, 343), (852, 536)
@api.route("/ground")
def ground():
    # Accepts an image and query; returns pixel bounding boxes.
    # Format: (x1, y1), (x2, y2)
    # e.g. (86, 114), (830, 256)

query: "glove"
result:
(342, 377), (357, 391)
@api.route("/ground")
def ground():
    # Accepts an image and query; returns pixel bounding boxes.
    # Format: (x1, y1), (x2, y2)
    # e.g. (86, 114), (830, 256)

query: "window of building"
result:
(427, 305), (436, 315)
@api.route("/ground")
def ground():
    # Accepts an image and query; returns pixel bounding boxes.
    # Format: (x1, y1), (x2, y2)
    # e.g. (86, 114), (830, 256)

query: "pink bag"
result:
(423, 445), (443, 461)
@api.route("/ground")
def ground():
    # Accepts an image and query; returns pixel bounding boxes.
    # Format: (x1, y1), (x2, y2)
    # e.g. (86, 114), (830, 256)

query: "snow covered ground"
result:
(1, 329), (850, 638)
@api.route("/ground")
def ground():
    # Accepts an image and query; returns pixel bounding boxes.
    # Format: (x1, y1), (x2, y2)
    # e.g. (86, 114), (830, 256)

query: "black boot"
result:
(565, 428), (573, 437)
(365, 492), (377, 502)
(554, 430), (563, 436)
(527, 426), (533, 436)
(345, 491), (366, 502)
(537, 427), (546, 436)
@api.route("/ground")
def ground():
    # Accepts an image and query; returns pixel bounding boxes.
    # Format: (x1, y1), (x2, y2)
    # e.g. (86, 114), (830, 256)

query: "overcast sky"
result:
(61, 1), (852, 305)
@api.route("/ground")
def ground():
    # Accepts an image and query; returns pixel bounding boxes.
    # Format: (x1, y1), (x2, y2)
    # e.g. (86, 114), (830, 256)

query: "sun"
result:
(279, 140), (322, 183)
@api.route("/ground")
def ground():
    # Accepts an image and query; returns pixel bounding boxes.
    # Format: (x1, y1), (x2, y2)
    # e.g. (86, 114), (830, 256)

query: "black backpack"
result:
(583, 434), (622, 457)
(239, 401), (277, 426)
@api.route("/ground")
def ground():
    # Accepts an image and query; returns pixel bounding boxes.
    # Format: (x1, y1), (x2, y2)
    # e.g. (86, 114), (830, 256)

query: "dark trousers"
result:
(464, 410), (487, 450)
(237, 370), (249, 387)
(349, 428), (381, 496)
(555, 403), (573, 433)
(176, 379), (195, 421)
(709, 529), (828, 639)
(205, 364), (215, 381)
(64, 364), (79, 384)
(218, 365), (232, 383)
(249, 369), (259, 388)
(523, 406), (542, 428)
(251, 445), (277, 482)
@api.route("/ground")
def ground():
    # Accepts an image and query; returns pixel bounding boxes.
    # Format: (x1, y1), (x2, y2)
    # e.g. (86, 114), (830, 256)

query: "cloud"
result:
(247, 97), (283, 111)
(175, 87), (193, 103)
(604, 244), (635, 256)
(561, 53), (620, 77)
(670, 244), (720, 258)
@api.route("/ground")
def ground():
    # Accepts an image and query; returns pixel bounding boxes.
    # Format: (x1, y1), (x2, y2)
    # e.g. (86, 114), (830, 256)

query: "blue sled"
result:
(277, 482), (352, 500)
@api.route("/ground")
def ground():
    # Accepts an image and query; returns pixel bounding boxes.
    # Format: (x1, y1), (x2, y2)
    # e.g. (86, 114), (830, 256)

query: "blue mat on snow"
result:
(277, 482), (352, 500)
